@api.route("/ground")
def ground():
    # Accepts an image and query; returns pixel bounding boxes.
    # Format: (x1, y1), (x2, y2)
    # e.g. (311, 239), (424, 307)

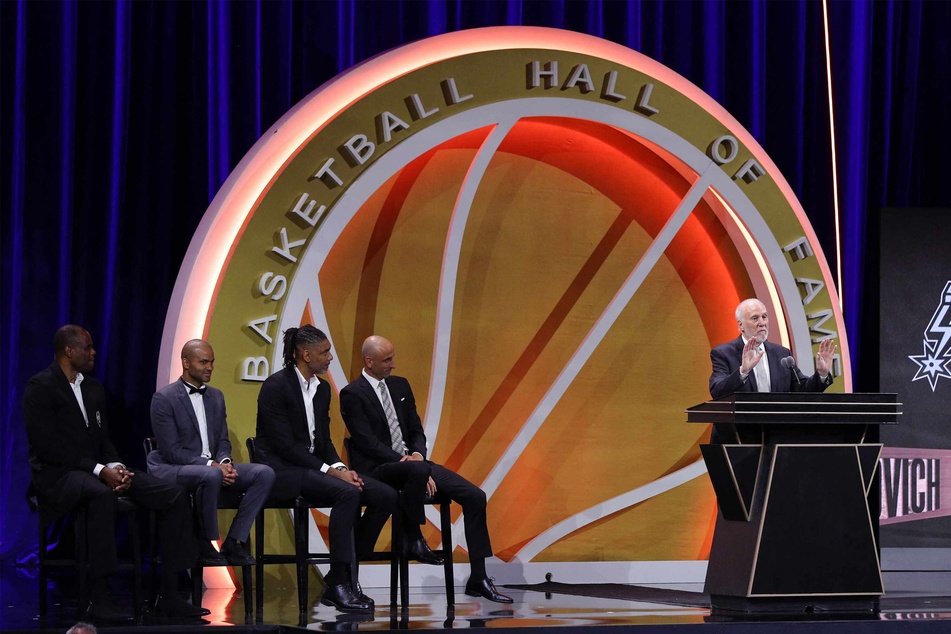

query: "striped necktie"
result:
(378, 382), (408, 454)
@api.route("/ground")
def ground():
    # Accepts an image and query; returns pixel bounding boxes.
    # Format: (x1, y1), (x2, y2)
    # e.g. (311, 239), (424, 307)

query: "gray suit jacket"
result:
(148, 379), (232, 478)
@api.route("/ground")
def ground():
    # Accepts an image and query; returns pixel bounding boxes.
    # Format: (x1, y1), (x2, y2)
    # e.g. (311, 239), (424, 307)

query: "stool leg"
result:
(255, 512), (265, 613)
(242, 564), (252, 617)
(76, 509), (88, 619)
(295, 507), (308, 617)
(148, 510), (159, 608)
(390, 507), (401, 611)
(192, 566), (203, 607)
(440, 502), (454, 607)
(130, 513), (143, 618)
(399, 509), (409, 610)
(38, 518), (48, 616)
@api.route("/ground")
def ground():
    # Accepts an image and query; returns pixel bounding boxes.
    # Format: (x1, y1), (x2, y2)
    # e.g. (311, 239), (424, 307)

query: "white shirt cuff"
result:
(95, 462), (124, 477)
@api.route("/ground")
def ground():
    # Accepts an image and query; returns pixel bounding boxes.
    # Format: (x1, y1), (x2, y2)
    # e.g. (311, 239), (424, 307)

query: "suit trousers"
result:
(173, 462), (275, 542)
(48, 470), (197, 580)
(288, 468), (397, 565)
(372, 459), (432, 525)
(371, 461), (493, 559)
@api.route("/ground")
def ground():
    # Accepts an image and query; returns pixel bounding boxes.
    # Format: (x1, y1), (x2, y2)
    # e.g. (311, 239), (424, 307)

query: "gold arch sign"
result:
(159, 26), (848, 587)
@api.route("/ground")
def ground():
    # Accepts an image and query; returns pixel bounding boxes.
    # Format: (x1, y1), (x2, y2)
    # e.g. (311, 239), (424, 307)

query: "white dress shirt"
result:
(69, 373), (122, 476)
(294, 367), (343, 472)
(182, 380), (214, 465)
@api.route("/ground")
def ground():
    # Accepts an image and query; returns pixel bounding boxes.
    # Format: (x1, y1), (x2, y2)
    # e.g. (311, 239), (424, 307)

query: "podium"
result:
(686, 392), (900, 612)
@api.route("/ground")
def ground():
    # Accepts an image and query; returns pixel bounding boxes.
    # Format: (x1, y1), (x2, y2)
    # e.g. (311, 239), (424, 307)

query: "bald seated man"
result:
(149, 339), (275, 567)
(340, 335), (512, 604)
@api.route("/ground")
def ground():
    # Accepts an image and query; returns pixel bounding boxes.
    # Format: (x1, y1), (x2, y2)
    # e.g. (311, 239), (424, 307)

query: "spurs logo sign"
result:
(908, 281), (951, 391)
(159, 27), (848, 572)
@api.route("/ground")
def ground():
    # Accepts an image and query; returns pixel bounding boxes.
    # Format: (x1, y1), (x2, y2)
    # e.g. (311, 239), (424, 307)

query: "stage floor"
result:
(2, 565), (950, 633)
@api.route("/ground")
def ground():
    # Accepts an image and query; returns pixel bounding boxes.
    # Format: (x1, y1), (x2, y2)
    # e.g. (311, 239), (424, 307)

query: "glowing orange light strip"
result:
(162, 26), (849, 386)
(713, 190), (790, 348)
(822, 0), (844, 311)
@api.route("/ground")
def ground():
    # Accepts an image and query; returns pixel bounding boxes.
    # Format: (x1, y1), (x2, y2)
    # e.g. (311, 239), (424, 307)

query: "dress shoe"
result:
(407, 538), (443, 565)
(198, 540), (228, 566)
(220, 538), (255, 566)
(86, 596), (131, 623)
(464, 577), (513, 603)
(355, 582), (375, 608)
(155, 593), (211, 618)
(320, 583), (373, 612)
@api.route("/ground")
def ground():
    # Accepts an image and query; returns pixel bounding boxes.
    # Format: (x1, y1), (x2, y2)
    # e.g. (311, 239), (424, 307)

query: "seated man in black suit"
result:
(709, 298), (837, 399)
(22, 325), (206, 621)
(340, 335), (512, 604)
(255, 325), (396, 612)
(148, 339), (275, 567)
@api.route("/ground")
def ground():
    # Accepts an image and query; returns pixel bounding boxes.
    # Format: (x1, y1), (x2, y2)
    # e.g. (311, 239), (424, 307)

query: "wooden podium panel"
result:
(687, 393), (899, 612)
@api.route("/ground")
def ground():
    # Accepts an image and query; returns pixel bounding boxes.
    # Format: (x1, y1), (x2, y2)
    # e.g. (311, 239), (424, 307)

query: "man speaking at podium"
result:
(710, 298), (837, 399)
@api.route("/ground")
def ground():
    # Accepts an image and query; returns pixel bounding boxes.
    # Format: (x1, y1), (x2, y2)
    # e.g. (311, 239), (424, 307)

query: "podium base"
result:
(710, 594), (880, 615)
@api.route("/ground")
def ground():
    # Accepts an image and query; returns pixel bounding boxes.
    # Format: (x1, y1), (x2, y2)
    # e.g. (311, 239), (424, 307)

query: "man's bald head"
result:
(362, 335), (392, 357)
(181, 339), (215, 386)
(362, 335), (396, 380)
(181, 339), (210, 361)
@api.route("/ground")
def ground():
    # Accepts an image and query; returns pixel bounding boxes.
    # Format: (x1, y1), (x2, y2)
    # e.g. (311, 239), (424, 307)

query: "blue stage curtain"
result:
(1, 0), (949, 563)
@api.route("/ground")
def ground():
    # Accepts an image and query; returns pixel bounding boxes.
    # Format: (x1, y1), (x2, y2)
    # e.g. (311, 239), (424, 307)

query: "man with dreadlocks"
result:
(254, 325), (396, 613)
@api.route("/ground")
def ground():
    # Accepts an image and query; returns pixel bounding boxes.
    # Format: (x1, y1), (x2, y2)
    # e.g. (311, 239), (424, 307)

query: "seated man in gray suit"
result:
(148, 339), (275, 566)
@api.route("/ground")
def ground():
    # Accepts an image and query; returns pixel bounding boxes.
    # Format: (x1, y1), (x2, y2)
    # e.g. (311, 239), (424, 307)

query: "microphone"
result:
(781, 356), (802, 388)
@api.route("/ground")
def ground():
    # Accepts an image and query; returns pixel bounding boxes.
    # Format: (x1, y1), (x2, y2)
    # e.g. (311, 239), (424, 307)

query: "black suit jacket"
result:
(22, 363), (122, 515)
(255, 365), (342, 472)
(709, 336), (832, 398)
(339, 374), (427, 474)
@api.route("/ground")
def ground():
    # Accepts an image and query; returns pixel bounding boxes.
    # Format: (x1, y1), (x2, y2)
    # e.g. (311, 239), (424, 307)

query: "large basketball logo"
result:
(160, 27), (848, 581)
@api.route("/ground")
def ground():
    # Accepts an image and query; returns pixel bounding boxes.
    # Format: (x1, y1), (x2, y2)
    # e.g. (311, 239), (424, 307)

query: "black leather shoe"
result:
(87, 596), (131, 623)
(464, 577), (513, 603)
(155, 593), (211, 618)
(220, 539), (255, 566)
(408, 538), (443, 565)
(198, 541), (228, 566)
(320, 583), (373, 612)
(355, 582), (375, 608)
